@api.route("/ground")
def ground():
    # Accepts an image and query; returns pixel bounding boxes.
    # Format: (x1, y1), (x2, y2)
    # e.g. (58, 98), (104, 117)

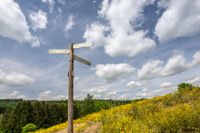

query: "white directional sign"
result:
(73, 42), (93, 49)
(48, 49), (69, 54)
(48, 42), (92, 54)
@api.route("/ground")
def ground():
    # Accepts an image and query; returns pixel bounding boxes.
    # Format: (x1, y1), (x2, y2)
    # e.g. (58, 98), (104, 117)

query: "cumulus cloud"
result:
(84, 23), (108, 48)
(10, 91), (27, 99)
(138, 60), (163, 79)
(191, 51), (200, 66)
(0, 69), (34, 87)
(135, 88), (152, 98)
(87, 85), (109, 94)
(126, 80), (142, 89)
(162, 52), (187, 76)
(85, 85), (118, 99)
(138, 50), (200, 79)
(95, 63), (135, 82)
(38, 90), (65, 101)
(83, 0), (156, 57)
(160, 82), (173, 88)
(64, 15), (75, 36)
(29, 10), (48, 31)
(155, 0), (200, 42)
(187, 76), (200, 85)
(0, 0), (40, 47)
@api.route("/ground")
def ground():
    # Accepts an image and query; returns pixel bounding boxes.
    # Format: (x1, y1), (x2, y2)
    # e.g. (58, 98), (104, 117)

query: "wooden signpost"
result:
(48, 42), (92, 133)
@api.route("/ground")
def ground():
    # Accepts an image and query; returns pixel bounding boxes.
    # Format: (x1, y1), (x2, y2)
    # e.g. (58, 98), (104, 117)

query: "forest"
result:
(0, 94), (130, 133)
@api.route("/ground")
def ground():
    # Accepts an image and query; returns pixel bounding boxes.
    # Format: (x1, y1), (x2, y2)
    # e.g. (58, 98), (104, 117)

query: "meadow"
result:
(33, 83), (200, 133)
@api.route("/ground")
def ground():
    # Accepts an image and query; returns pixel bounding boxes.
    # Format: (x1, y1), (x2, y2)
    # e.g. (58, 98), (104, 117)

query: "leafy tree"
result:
(178, 83), (193, 91)
(86, 94), (93, 100)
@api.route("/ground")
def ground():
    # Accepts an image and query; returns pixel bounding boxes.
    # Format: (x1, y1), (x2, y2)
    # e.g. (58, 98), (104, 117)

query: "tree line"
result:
(0, 94), (130, 133)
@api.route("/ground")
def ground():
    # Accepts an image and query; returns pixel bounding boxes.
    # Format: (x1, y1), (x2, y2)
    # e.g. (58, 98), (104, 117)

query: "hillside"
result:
(33, 83), (200, 133)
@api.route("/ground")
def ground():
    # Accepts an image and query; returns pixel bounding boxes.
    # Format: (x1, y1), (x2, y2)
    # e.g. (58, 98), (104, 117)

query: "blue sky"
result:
(0, 0), (200, 100)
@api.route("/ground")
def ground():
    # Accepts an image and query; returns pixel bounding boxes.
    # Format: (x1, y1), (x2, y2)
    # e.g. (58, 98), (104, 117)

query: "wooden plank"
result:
(73, 42), (93, 49)
(48, 49), (69, 54)
(74, 55), (91, 65)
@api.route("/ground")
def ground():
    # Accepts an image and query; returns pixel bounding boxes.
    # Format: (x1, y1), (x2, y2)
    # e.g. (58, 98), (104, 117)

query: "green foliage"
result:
(0, 101), (67, 133)
(178, 83), (193, 91)
(101, 84), (200, 133)
(0, 95), (129, 133)
(0, 115), (2, 133)
(22, 123), (37, 133)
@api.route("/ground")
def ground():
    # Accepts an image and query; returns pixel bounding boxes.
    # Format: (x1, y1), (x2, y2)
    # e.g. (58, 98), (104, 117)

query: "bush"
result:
(22, 123), (37, 133)
(178, 83), (193, 91)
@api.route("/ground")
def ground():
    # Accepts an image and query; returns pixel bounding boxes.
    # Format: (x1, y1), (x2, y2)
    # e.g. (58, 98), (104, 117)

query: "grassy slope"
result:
(33, 85), (200, 133)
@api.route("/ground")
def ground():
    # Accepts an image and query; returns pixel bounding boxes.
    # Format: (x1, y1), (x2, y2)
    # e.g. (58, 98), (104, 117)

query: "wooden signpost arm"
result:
(68, 43), (74, 133)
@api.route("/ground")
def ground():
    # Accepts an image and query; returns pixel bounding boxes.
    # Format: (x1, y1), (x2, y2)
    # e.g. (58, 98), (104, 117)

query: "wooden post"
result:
(48, 42), (92, 133)
(68, 43), (74, 133)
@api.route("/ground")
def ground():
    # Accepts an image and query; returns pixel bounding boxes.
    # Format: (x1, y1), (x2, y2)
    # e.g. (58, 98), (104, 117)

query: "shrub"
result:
(178, 83), (193, 91)
(22, 123), (37, 133)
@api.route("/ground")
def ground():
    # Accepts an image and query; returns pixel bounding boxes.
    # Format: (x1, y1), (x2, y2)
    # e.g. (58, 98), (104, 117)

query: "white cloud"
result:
(187, 76), (200, 86)
(160, 82), (173, 88)
(155, 0), (200, 42)
(88, 86), (108, 94)
(85, 85), (118, 99)
(191, 51), (200, 66)
(38, 90), (65, 100)
(138, 50), (200, 79)
(10, 91), (20, 97)
(0, 69), (34, 87)
(84, 23), (108, 48)
(135, 88), (152, 98)
(29, 10), (48, 31)
(64, 15), (75, 36)
(83, 0), (156, 57)
(162, 52), (187, 76)
(126, 80), (142, 88)
(86, 84), (114, 93)
(95, 63), (135, 82)
(138, 60), (163, 79)
(0, 0), (40, 47)
(10, 91), (27, 99)
(42, 0), (55, 13)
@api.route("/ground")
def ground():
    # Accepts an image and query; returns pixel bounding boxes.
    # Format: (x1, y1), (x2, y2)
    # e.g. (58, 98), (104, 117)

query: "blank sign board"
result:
(48, 49), (69, 54)
(73, 42), (93, 49)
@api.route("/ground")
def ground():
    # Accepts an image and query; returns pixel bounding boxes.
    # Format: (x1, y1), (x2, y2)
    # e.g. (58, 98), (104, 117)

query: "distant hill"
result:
(34, 83), (200, 133)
